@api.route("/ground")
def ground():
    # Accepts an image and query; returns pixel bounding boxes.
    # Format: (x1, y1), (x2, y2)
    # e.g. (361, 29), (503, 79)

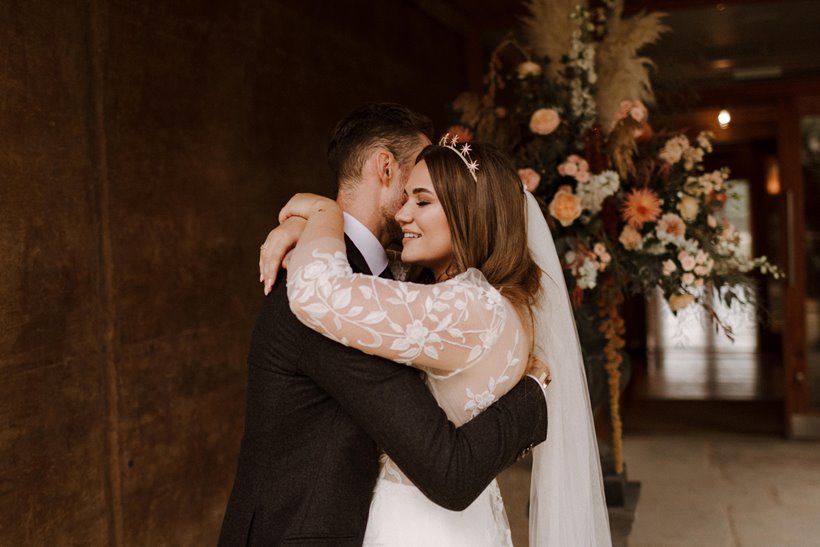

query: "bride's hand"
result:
(526, 355), (552, 385)
(278, 193), (338, 224)
(259, 216), (307, 295)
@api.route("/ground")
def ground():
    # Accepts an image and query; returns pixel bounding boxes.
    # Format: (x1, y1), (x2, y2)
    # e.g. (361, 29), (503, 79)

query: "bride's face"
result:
(395, 161), (453, 278)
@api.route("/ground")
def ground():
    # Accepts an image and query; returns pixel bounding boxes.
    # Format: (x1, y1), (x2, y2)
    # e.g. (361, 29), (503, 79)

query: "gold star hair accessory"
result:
(439, 133), (479, 181)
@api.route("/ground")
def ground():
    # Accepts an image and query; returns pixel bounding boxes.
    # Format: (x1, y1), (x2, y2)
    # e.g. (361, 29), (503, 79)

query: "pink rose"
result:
(678, 251), (696, 272)
(559, 161), (578, 177)
(518, 168), (541, 192)
(529, 108), (560, 136)
(616, 100), (648, 123)
(575, 170), (591, 183)
(662, 260), (677, 276)
(681, 272), (695, 285)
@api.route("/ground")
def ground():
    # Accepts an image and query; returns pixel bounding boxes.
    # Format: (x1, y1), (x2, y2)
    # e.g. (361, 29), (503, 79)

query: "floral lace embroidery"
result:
(489, 480), (514, 547)
(463, 330), (522, 418)
(288, 249), (507, 374)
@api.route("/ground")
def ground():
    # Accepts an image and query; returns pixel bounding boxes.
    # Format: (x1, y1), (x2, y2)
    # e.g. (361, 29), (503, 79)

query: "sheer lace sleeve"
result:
(286, 238), (507, 374)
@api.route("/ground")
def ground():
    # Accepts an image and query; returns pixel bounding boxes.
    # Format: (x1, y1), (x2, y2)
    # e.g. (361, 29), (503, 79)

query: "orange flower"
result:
(621, 188), (662, 229)
(548, 186), (582, 227)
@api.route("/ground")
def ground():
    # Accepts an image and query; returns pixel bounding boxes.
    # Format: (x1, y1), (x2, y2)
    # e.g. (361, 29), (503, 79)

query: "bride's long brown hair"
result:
(415, 142), (542, 314)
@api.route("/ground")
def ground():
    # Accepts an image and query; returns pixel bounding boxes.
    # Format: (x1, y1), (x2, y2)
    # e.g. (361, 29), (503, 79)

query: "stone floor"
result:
(497, 433), (820, 546)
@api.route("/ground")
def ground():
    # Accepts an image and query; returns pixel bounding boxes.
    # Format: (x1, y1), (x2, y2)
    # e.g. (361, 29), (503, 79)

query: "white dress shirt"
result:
(343, 212), (388, 276)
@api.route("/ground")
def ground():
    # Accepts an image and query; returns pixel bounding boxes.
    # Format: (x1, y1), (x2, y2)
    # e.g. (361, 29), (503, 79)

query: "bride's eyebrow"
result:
(411, 188), (434, 196)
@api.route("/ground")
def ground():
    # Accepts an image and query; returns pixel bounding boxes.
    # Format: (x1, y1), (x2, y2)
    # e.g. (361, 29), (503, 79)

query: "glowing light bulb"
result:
(718, 109), (731, 129)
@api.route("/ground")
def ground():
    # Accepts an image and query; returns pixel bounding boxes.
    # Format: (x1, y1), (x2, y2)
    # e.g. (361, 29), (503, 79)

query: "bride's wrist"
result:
(309, 199), (340, 217)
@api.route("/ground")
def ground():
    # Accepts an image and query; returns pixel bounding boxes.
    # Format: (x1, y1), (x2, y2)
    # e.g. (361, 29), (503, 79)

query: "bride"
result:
(271, 138), (610, 546)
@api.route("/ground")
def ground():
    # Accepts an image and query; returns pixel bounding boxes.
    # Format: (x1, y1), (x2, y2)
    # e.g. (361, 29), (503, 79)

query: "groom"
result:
(218, 103), (548, 546)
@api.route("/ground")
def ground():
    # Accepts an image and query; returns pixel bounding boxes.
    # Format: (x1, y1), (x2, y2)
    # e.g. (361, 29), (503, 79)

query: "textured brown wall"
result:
(0, 1), (464, 544)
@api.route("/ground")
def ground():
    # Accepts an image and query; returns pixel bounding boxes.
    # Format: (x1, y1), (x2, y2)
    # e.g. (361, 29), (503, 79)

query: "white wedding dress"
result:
(287, 240), (527, 546)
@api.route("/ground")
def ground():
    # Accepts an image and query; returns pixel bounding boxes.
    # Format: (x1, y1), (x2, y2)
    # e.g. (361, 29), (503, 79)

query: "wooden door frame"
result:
(780, 95), (820, 437)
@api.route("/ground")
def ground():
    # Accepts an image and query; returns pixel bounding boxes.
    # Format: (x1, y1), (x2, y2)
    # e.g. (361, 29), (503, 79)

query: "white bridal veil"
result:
(525, 190), (612, 546)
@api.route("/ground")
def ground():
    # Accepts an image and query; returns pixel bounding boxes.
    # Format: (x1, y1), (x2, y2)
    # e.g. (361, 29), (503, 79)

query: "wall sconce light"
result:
(765, 157), (781, 195)
(718, 109), (731, 129)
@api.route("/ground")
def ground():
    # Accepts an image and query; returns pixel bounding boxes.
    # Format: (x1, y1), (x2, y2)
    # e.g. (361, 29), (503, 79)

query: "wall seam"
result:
(87, 0), (123, 544)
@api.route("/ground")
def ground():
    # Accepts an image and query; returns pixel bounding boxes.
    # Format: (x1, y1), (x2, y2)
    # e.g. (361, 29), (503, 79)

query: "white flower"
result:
(659, 135), (690, 165)
(577, 170), (619, 214)
(697, 131), (714, 152)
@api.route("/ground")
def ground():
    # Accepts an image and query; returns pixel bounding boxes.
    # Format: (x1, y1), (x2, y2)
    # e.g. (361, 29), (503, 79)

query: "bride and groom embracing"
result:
(218, 103), (610, 546)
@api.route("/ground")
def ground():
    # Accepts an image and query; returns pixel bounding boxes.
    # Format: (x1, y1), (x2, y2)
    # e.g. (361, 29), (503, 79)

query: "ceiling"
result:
(430, 0), (820, 87)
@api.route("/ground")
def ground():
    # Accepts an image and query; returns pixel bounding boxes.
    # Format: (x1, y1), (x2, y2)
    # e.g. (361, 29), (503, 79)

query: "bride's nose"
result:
(395, 202), (411, 225)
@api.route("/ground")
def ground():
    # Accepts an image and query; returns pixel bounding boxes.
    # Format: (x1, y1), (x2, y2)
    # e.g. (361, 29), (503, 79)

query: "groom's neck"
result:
(336, 189), (383, 243)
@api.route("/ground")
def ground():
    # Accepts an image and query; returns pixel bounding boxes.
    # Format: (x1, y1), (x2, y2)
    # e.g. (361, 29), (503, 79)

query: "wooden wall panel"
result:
(0, 1), (110, 544)
(0, 0), (466, 544)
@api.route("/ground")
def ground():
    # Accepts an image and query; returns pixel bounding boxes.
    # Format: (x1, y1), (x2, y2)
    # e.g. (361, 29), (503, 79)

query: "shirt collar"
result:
(343, 212), (388, 276)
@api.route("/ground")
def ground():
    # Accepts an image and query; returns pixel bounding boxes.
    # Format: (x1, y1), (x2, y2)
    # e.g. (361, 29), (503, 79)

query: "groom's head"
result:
(328, 103), (433, 245)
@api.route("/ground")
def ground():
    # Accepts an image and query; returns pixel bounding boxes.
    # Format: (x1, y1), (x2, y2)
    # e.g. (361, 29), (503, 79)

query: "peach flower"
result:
(619, 225), (643, 250)
(518, 168), (541, 192)
(548, 186), (582, 227)
(517, 61), (542, 78)
(668, 292), (695, 312)
(657, 213), (686, 240)
(662, 259), (677, 276)
(530, 108), (560, 135)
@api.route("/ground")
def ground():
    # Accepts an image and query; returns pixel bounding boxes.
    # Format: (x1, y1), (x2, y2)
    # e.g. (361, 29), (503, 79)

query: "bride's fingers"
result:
(262, 243), (285, 295)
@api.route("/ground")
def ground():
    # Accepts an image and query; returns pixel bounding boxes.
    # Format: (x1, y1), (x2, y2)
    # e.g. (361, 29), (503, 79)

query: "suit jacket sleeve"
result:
(274, 282), (547, 511)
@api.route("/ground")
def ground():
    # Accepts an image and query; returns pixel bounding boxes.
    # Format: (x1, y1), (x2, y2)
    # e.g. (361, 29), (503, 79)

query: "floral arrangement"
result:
(449, 0), (782, 475)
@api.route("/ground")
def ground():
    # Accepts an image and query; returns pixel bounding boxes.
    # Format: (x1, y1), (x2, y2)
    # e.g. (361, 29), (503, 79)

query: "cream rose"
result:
(548, 187), (582, 227)
(530, 108), (560, 135)
(518, 168), (541, 192)
(677, 194), (700, 221)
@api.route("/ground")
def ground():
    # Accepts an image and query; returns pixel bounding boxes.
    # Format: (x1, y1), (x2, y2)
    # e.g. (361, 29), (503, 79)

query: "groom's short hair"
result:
(328, 103), (434, 190)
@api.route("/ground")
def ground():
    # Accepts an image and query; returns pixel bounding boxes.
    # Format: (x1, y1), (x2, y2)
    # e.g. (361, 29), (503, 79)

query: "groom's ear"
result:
(374, 149), (396, 188)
